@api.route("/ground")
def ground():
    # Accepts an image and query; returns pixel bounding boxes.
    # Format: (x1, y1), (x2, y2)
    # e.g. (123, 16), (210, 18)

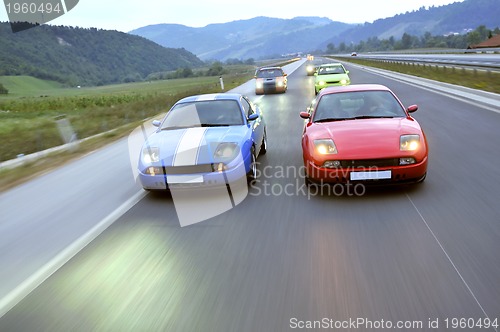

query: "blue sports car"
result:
(138, 93), (267, 191)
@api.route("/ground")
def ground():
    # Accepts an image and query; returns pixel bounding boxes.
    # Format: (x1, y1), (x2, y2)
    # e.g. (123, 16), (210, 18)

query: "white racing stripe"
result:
(195, 94), (219, 101)
(172, 127), (208, 166)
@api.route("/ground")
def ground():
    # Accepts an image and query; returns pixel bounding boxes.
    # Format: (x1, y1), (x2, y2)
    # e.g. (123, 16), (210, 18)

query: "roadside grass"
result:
(0, 76), (65, 97)
(0, 66), (255, 162)
(0, 120), (144, 192)
(0, 71), (253, 98)
(330, 56), (500, 94)
(0, 65), (257, 192)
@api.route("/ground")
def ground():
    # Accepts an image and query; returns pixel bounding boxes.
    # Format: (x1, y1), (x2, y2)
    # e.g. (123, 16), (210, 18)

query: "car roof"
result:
(176, 93), (243, 104)
(319, 63), (343, 67)
(258, 66), (283, 71)
(318, 84), (392, 96)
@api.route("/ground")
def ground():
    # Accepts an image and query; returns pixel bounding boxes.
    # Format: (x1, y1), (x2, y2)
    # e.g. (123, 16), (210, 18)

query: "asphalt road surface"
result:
(1, 59), (499, 331)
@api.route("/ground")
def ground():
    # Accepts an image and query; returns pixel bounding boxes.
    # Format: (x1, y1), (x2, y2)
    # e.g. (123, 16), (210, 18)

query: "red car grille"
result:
(339, 158), (399, 168)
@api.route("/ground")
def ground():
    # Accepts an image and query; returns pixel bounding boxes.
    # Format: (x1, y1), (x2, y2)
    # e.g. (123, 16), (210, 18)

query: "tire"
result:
(247, 147), (257, 183)
(260, 130), (267, 155)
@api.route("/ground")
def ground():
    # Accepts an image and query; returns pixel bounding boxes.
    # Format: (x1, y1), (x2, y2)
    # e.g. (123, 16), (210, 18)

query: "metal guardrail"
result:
(334, 53), (500, 73)
(361, 48), (500, 54)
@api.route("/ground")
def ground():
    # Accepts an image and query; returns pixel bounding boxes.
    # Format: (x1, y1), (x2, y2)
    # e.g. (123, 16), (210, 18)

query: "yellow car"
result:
(314, 63), (350, 95)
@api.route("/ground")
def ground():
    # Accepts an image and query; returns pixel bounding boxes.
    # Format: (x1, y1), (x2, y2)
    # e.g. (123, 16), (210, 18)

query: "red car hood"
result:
(307, 117), (423, 159)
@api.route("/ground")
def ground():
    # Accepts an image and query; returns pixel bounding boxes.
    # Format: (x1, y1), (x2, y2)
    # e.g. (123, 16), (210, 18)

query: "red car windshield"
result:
(313, 91), (406, 122)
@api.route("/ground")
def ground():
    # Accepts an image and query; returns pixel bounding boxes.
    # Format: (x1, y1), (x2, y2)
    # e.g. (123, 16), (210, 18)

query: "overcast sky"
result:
(2, 0), (464, 32)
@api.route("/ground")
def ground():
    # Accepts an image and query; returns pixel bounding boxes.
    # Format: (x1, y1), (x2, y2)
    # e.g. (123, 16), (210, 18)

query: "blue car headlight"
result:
(214, 142), (239, 162)
(142, 146), (159, 164)
(212, 142), (240, 172)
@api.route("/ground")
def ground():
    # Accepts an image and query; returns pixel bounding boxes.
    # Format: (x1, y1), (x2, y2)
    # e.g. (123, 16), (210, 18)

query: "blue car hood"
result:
(144, 126), (248, 166)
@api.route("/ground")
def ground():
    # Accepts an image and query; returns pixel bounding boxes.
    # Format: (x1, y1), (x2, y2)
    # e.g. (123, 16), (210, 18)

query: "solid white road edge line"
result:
(0, 190), (147, 318)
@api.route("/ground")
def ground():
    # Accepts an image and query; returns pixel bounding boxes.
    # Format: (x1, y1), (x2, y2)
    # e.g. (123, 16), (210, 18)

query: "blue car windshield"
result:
(161, 100), (244, 129)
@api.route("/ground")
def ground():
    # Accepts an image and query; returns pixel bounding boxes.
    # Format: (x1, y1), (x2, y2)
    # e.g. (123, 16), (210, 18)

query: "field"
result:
(0, 66), (255, 163)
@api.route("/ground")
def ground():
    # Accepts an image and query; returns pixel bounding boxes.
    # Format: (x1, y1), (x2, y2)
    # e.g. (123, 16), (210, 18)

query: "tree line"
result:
(326, 25), (500, 53)
(145, 59), (255, 81)
(0, 23), (204, 86)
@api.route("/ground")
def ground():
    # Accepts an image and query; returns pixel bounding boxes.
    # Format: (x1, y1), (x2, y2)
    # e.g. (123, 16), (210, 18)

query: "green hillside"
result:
(0, 22), (204, 86)
(0, 76), (64, 96)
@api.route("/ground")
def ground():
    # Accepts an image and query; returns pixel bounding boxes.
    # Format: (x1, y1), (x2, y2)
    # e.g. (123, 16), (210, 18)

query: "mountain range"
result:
(130, 0), (500, 60)
(0, 23), (204, 86)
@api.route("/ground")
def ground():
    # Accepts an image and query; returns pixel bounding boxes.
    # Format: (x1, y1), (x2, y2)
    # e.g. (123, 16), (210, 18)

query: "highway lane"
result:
(1, 60), (500, 331)
(0, 140), (145, 314)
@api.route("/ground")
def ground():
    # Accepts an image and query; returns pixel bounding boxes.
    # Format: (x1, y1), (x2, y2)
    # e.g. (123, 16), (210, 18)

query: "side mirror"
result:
(247, 113), (259, 121)
(283, 73), (288, 77)
(152, 120), (161, 127)
(300, 112), (311, 119)
(406, 105), (418, 113)
(314, 72), (318, 76)
(346, 70), (350, 74)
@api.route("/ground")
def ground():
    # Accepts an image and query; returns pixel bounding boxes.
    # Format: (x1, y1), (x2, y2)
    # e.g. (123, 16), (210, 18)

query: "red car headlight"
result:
(314, 139), (337, 155)
(400, 135), (420, 151)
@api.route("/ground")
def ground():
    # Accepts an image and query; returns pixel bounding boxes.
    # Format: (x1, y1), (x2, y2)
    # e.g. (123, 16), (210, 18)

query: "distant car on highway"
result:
(305, 61), (319, 76)
(138, 93), (267, 191)
(314, 63), (350, 94)
(351, 52), (357, 56)
(300, 84), (428, 185)
(255, 66), (287, 94)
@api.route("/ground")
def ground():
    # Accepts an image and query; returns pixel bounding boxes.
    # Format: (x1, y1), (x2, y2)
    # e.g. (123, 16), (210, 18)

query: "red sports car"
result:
(300, 84), (428, 185)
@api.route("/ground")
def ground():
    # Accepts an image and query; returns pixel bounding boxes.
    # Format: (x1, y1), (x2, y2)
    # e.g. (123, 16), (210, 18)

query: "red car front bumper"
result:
(305, 156), (428, 184)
